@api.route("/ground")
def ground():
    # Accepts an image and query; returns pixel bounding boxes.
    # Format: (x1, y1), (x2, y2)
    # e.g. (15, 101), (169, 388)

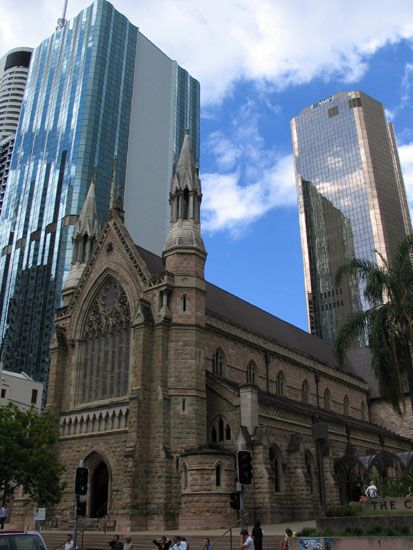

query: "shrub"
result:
(324, 504), (360, 517)
(298, 528), (317, 537)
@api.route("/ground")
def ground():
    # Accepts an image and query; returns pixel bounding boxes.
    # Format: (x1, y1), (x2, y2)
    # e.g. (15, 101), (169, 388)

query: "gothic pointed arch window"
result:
(343, 394), (350, 416)
(361, 400), (367, 421)
(246, 360), (256, 384)
(183, 188), (190, 219)
(209, 416), (232, 444)
(212, 348), (226, 377)
(75, 276), (131, 404)
(301, 379), (309, 404)
(324, 388), (331, 411)
(276, 370), (285, 396)
(215, 463), (222, 487)
(182, 462), (188, 490)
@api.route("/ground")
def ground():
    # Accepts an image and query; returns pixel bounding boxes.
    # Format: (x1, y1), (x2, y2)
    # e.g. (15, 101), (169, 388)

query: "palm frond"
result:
(391, 234), (413, 276)
(335, 258), (378, 286)
(367, 306), (405, 413)
(334, 309), (370, 366)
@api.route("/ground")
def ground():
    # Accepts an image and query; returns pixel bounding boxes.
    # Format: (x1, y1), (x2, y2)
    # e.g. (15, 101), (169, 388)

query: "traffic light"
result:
(237, 450), (253, 484)
(75, 466), (89, 495)
(76, 501), (87, 517)
(229, 492), (240, 510)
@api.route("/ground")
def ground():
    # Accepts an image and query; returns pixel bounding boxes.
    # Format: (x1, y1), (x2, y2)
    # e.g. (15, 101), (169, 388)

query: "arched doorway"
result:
(90, 461), (109, 517)
(335, 455), (366, 504)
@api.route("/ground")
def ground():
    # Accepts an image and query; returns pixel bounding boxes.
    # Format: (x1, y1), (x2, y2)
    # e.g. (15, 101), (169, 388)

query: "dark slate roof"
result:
(135, 244), (357, 377)
(205, 281), (348, 372)
(136, 245), (164, 276)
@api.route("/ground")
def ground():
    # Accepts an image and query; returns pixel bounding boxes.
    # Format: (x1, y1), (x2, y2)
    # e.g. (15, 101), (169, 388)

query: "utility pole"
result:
(236, 447), (253, 531)
(73, 459), (88, 549)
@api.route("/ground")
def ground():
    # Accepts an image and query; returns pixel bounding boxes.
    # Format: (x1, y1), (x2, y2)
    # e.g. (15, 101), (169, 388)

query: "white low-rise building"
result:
(0, 364), (43, 411)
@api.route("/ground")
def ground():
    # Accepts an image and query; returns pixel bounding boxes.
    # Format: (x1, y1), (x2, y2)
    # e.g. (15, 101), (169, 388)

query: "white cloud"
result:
(201, 103), (295, 235)
(2, 1), (413, 104)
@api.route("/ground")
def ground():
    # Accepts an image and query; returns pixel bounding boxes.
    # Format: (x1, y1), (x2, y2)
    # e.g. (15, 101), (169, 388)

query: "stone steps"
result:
(42, 531), (284, 550)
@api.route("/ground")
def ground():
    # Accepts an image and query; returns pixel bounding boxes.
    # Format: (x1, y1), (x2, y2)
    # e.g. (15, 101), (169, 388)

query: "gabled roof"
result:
(205, 281), (343, 371)
(135, 244), (347, 373)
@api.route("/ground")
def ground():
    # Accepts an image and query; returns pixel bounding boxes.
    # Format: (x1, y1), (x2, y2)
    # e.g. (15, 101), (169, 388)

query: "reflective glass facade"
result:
(0, 0), (200, 385)
(291, 91), (411, 344)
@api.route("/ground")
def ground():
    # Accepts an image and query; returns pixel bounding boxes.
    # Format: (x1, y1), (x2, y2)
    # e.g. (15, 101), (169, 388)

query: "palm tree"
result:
(334, 234), (413, 413)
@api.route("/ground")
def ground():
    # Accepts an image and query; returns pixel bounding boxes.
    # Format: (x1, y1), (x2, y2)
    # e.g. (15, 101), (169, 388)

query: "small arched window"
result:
(343, 395), (350, 416)
(218, 418), (224, 441)
(215, 463), (222, 487)
(269, 445), (282, 493)
(212, 349), (225, 377)
(361, 400), (367, 421)
(324, 388), (331, 411)
(183, 188), (190, 219)
(246, 361), (256, 384)
(225, 424), (231, 440)
(182, 463), (188, 490)
(210, 416), (231, 444)
(301, 380), (309, 404)
(181, 294), (187, 312)
(276, 371), (285, 396)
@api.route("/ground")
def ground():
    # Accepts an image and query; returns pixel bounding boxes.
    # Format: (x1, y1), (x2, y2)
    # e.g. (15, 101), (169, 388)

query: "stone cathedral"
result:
(44, 132), (412, 531)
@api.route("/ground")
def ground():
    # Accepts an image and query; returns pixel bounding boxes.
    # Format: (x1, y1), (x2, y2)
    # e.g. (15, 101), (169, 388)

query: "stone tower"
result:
(163, 129), (208, 450)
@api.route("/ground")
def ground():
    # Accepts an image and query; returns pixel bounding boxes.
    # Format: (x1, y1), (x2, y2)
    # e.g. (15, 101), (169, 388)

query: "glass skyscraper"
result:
(291, 91), (411, 344)
(0, 0), (200, 384)
(0, 47), (33, 215)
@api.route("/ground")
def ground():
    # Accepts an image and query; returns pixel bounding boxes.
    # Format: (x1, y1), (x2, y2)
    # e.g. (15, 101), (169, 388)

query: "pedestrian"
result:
(124, 537), (133, 550)
(180, 537), (189, 550)
(171, 536), (181, 550)
(0, 504), (8, 529)
(365, 480), (378, 498)
(252, 521), (263, 550)
(64, 534), (74, 550)
(240, 529), (254, 550)
(153, 536), (171, 550)
(280, 528), (296, 550)
(201, 538), (213, 550)
(109, 535), (124, 550)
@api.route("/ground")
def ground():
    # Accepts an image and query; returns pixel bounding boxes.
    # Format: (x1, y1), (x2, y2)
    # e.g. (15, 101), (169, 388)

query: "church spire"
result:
(163, 130), (205, 256)
(63, 172), (100, 293)
(109, 156), (124, 221)
(73, 169), (99, 241)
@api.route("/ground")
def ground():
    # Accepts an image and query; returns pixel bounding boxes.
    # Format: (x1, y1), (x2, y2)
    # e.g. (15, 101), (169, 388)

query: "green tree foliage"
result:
(0, 404), (64, 506)
(334, 234), (413, 413)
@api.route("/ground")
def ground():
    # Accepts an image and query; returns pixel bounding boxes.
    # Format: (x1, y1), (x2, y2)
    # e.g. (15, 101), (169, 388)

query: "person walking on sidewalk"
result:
(0, 504), (8, 530)
(240, 529), (254, 550)
(280, 528), (296, 550)
(252, 521), (263, 550)
(201, 538), (213, 550)
(153, 536), (171, 550)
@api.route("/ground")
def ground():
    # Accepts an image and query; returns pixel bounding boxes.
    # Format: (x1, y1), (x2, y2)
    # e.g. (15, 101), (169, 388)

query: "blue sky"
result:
(2, 0), (413, 332)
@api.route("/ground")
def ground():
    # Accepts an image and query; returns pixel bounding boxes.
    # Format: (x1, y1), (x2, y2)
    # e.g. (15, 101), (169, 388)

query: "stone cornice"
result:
(258, 392), (412, 445)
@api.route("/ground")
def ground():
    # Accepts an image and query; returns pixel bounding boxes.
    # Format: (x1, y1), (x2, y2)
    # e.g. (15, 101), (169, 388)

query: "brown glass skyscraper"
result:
(291, 91), (411, 344)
